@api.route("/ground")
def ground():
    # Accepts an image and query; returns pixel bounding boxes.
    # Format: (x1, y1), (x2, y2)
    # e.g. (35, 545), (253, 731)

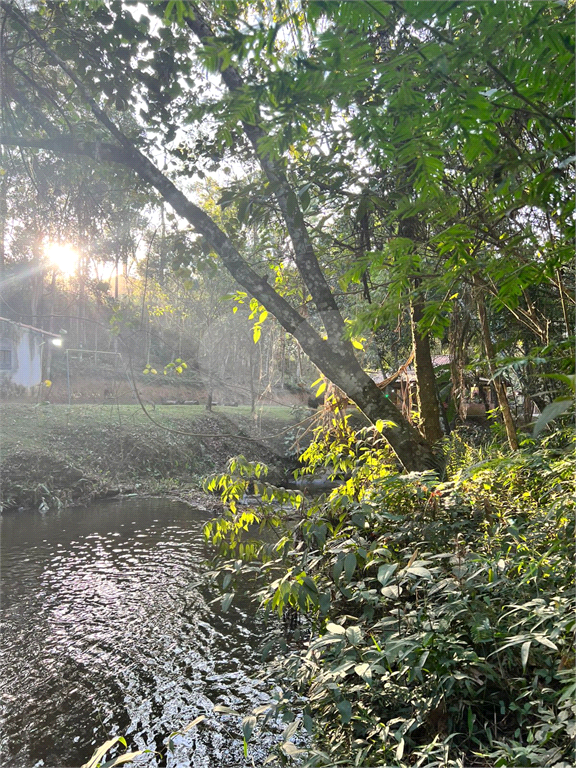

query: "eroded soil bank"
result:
(0, 404), (309, 513)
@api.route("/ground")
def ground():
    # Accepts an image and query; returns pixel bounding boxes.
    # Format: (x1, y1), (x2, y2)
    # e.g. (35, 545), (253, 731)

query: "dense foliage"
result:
(204, 420), (575, 767)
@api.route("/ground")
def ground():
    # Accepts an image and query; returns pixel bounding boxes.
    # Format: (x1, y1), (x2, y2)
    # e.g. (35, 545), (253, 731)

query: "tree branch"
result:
(184, 3), (353, 349)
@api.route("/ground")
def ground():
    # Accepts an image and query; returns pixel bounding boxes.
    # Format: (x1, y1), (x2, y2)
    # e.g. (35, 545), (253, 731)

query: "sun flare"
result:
(44, 242), (80, 277)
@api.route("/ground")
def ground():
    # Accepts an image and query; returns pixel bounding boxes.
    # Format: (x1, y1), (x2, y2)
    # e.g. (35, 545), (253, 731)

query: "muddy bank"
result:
(0, 405), (304, 513)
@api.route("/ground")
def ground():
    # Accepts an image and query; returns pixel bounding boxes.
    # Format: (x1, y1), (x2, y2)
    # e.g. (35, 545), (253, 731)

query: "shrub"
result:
(205, 425), (575, 767)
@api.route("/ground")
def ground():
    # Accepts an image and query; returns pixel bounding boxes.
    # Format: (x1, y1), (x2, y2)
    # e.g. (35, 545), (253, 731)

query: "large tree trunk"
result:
(334, 362), (438, 471)
(411, 288), (444, 444)
(399, 217), (443, 444)
(3, 134), (439, 470)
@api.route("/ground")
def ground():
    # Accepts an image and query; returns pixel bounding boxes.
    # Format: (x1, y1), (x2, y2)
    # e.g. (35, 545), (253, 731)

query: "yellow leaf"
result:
(407, 550), (419, 568)
(181, 715), (206, 733)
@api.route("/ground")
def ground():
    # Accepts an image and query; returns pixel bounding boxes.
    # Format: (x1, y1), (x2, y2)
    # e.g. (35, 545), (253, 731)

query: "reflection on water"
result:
(0, 499), (272, 768)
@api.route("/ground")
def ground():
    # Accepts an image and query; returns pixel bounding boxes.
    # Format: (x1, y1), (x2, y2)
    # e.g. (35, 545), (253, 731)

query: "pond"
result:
(0, 498), (273, 768)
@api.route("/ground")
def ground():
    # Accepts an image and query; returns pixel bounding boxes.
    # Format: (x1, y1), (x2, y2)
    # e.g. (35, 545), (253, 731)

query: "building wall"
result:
(0, 321), (43, 389)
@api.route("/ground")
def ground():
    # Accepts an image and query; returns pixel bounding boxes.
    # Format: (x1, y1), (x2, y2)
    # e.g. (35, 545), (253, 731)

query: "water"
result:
(0, 498), (274, 768)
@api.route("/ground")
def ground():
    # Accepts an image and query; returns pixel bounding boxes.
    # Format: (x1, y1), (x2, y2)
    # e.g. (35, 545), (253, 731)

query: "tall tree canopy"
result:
(1, 0), (573, 468)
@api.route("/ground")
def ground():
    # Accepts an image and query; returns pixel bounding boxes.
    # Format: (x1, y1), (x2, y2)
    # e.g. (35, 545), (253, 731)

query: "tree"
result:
(1, 0), (572, 466)
(0, 0), (437, 470)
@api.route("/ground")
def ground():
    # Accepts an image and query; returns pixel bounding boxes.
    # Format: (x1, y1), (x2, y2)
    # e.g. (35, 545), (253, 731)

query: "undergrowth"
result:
(203, 422), (575, 767)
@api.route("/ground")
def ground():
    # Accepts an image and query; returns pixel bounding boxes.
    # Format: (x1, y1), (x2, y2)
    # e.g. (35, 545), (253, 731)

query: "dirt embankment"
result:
(0, 404), (309, 513)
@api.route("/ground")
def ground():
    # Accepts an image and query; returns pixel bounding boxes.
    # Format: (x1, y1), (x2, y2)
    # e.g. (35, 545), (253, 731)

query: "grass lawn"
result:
(0, 403), (300, 456)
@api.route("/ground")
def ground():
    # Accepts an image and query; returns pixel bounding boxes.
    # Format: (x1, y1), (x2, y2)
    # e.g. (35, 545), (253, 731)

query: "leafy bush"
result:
(204, 425), (575, 767)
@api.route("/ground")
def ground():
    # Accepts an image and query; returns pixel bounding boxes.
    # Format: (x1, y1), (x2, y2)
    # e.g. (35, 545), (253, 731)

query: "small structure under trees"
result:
(0, 317), (61, 393)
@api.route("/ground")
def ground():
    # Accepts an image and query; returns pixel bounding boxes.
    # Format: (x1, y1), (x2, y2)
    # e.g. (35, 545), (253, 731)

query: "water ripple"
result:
(1, 499), (273, 768)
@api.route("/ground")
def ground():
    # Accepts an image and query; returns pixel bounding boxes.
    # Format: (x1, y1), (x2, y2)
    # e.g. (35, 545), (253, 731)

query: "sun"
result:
(44, 242), (80, 277)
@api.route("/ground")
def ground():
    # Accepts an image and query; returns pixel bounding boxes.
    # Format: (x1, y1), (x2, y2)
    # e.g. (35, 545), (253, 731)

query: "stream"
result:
(0, 498), (275, 768)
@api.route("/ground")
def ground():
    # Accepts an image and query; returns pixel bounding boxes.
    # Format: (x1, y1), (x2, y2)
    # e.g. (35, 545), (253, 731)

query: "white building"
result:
(0, 317), (62, 392)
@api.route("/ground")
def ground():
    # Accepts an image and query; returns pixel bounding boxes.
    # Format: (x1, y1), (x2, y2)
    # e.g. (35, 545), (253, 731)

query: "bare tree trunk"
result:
(474, 276), (518, 451)
(114, 255), (119, 299)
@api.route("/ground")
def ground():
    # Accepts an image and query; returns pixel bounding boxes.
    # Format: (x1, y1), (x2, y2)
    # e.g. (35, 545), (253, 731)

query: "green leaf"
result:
(303, 711), (314, 733)
(326, 621), (346, 635)
(343, 552), (356, 583)
(242, 714), (257, 743)
(221, 592), (234, 612)
(281, 741), (301, 756)
(354, 662), (372, 682)
(337, 699), (352, 724)
(282, 720), (299, 740)
(214, 704), (240, 715)
(377, 563), (398, 586)
(521, 640), (531, 671)
(405, 565), (432, 579)
(533, 635), (558, 650)
(345, 625), (363, 645)
(82, 738), (124, 768)
(533, 398), (573, 437)
(181, 715), (206, 733)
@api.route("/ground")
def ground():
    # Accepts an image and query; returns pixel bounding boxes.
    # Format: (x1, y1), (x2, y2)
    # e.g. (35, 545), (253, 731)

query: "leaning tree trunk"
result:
(474, 276), (519, 451)
(306, 341), (437, 471)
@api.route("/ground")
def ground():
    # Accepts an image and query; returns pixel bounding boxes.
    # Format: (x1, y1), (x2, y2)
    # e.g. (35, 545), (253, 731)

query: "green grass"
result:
(0, 403), (299, 456)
